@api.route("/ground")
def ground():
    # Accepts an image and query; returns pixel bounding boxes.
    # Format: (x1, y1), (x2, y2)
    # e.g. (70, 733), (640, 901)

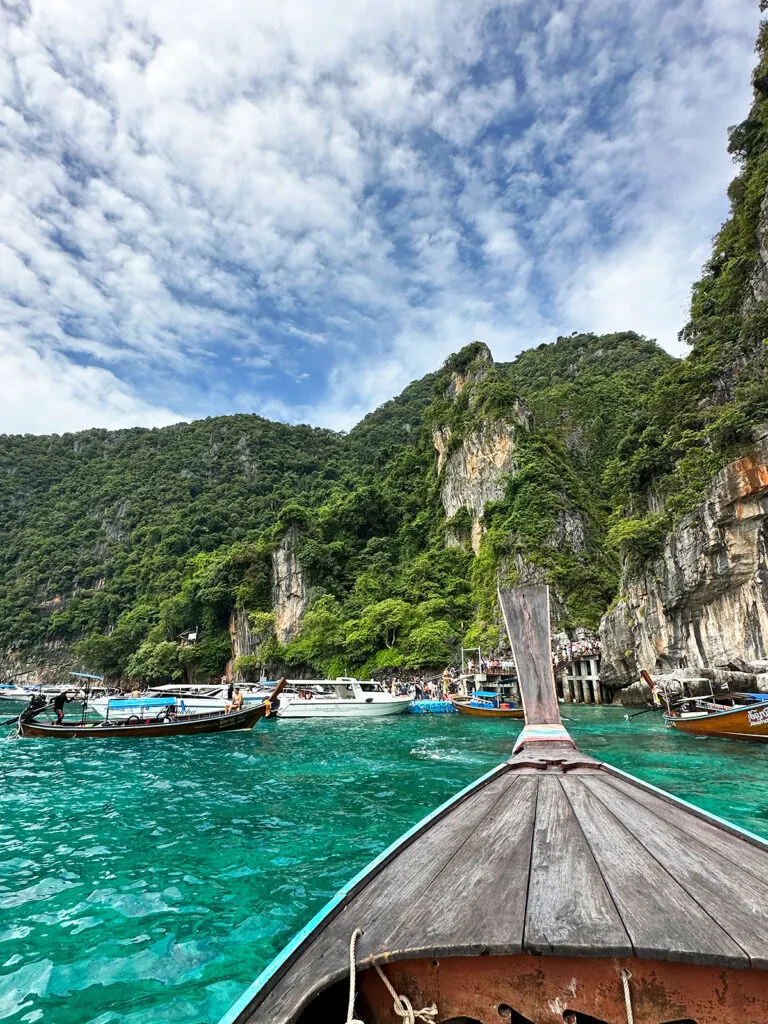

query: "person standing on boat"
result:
(52, 690), (73, 724)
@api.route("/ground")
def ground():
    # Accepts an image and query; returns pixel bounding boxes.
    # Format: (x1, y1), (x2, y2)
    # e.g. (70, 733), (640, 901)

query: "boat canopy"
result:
(473, 690), (500, 698)
(107, 697), (176, 709)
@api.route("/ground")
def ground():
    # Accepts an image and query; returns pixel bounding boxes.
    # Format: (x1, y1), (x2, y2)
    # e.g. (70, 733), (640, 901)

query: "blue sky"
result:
(0, 0), (760, 434)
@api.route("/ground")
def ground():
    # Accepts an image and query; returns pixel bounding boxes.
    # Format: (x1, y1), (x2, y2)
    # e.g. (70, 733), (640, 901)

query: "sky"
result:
(0, 0), (761, 435)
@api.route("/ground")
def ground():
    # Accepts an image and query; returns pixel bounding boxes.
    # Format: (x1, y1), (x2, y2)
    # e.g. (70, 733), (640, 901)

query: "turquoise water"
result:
(2, 706), (768, 1024)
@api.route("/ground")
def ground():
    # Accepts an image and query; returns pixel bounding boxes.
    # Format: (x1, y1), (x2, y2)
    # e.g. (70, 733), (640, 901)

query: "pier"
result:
(558, 656), (609, 704)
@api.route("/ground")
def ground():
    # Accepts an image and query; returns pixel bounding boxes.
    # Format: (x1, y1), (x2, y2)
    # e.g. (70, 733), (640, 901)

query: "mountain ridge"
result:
(0, 331), (671, 684)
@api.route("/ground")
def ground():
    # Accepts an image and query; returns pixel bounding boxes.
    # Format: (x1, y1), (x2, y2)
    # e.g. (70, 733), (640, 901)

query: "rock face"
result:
(600, 432), (768, 688)
(436, 422), (524, 553)
(434, 355), (532, 554)
(746, 190), (768, 307)
(0, 642), (73, 688)
(271, 526), (309, 645)
(229, 607), (255, 661)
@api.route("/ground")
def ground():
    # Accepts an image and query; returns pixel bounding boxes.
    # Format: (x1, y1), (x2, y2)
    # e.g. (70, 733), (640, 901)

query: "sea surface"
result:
(2, 706), (768, 1024)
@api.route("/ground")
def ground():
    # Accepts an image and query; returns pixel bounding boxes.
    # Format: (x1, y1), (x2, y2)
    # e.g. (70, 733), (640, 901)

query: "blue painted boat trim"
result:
(606, 764), (768, 849)
(108, 697), (176, 709)
(216, 760), (508, 1024)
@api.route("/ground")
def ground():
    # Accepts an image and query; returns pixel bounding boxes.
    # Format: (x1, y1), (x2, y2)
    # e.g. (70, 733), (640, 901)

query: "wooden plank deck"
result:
(237, 751), (768, 1024)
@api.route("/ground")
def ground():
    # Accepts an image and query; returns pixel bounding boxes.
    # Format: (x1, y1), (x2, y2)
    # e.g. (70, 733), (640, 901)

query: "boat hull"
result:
(17, 703), (265, 738)
(665, 703), (768, 742)
(277, 697), (411, 718)
(358, 953), (768, 1024)
(452, 700), (524, 718)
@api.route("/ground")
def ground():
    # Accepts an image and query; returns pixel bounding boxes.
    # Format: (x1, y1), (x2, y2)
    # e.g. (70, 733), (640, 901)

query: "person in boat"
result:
(227, 679), (234, 700)
(226, 688), (243, 713)
(52, 690), (74, 724)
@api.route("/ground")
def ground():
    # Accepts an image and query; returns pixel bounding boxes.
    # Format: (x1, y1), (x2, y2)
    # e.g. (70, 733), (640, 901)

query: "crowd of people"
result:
(552, 636), (602, 671)
(465, 657), (515, 674)
(373, 637), (602, 696)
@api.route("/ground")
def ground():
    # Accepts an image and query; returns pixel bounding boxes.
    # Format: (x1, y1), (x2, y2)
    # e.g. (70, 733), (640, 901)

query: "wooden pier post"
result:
(561, 669), (572, 703)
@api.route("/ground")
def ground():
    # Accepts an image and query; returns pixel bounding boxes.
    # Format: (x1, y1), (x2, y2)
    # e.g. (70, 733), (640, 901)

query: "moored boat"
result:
(451, 689), (524, 718)
(0, 684), (42, 703)
(276, 678), (411, 718)
(89, 682), (277, 718)
(219, 586), (768, 1024)
(664, 690), (768, 742)
(17, 680), (285, 739)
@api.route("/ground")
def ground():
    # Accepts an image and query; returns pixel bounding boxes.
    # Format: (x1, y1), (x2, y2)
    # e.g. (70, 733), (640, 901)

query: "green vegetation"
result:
(605, 17), (768, 562)
(0, 330), (672, 681)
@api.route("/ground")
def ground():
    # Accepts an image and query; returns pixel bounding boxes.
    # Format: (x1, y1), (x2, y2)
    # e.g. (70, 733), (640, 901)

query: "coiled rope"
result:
(345, 929), (438, 1024)
(620, 968), (634, 1024)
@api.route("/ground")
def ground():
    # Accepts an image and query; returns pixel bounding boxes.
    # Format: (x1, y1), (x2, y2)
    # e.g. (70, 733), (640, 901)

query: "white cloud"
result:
(0, 335), (181, 435)
(0, 0), (761, 434)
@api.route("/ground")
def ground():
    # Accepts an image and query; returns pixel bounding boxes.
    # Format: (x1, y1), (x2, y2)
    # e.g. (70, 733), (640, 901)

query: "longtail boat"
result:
(451, 689), (524, 718)
(220, 586), (768, 1024)
(17, 679), (285, 739)
(664, 690), (768, 743)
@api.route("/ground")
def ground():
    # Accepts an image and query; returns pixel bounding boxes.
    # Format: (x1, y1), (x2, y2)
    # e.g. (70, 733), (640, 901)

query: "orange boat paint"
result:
(664, 694), (768, 743)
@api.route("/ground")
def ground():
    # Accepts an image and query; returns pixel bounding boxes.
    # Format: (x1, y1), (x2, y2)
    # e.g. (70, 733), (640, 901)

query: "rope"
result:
(620, 968), (634, 1024)
(345, 930), (438, 1024)
(346, 929), (364, 1024)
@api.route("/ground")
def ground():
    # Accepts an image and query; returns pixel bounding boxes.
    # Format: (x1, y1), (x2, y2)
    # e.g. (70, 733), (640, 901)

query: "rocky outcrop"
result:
(746, 191), (768, 307)
(601, 431), (768, 688)
(229, 607), (256, 661)
(271, 526), (309, 645)
(0, 641), (73, 687)
(434, 353), (533, 553)
(437, 421), (524, 553)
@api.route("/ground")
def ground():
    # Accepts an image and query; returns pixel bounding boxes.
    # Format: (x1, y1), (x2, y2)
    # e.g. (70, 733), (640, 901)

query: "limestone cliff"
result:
(436, 421), (526, 552)
(600, 432), (768, 688)
(271, 526), (309, 645)
(229, 606), (256, 662)
(433, 348), (533, 553)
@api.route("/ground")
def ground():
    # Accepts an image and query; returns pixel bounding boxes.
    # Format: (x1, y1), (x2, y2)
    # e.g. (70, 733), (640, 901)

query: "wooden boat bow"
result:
(221, 586), (768, 1024)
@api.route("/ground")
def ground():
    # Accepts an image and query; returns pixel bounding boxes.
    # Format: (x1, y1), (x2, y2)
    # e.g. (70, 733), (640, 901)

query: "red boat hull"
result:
(359, 953), (768, 1024)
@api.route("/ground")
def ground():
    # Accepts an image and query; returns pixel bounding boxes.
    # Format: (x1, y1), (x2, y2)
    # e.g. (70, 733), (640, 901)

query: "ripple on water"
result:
(2, 709), (768, 1023)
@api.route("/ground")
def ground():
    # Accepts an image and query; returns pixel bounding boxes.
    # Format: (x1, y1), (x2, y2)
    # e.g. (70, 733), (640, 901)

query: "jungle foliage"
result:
(605, 17), (768, 564)
(0, 330), (672, 681)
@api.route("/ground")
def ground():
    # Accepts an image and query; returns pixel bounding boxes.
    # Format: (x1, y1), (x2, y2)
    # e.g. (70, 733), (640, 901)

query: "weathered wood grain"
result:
(498, 586), (561, 726)
(603, 769), (768, 883)
(524, 775), (631, 957)
(244, 770), (517, 1024)
(584, 776), (768, 968)
(562, 774), (749, 966)
(378, 776), (537, 958)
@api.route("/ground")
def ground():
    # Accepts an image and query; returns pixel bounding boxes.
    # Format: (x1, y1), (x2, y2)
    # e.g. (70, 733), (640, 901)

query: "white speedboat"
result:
(0, 684), (87, 704)
(0, 685), (36, 703)
(88, 682), (275, 718)
(276, 678), (412, 718)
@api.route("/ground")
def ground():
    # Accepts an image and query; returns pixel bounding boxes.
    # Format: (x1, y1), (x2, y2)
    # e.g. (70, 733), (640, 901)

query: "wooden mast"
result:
(498, 584), (576, 751)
